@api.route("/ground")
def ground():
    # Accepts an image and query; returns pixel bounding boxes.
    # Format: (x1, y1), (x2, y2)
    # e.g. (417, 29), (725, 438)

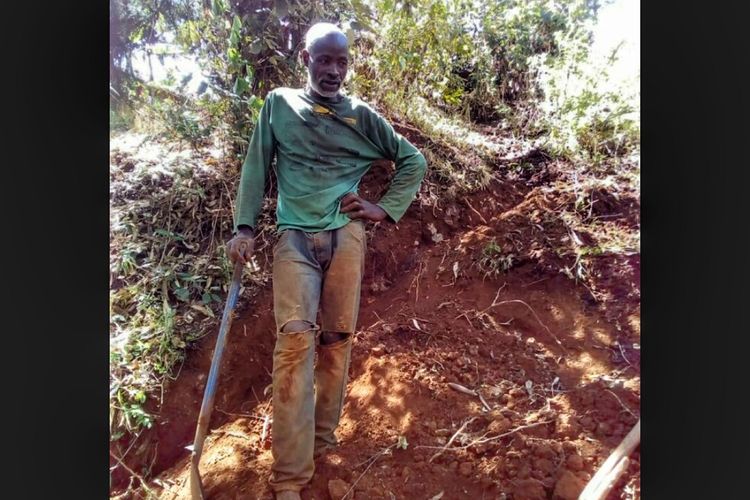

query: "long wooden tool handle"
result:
(579, 418), (640, 500)
(189, 261), (244, 477)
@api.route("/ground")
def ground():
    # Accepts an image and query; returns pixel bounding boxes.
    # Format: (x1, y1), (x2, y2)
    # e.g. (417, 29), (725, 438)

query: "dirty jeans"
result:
(269, 220), (365, 493)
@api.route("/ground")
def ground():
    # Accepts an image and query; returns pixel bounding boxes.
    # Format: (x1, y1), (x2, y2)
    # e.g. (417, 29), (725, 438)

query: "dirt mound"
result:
(110, 143), (640, 499)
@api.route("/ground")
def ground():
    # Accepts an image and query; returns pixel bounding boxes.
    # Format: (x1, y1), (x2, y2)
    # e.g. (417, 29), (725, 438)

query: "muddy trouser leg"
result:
(269, 229), (323, 493)
(315, 221), (366, 453)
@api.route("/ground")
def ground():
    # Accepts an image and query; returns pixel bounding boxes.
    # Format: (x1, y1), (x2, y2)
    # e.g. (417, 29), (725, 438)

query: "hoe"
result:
(188, 259), (245, 499)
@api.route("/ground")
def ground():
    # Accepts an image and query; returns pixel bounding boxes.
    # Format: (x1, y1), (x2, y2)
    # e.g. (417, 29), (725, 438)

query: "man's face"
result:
(303, 33), (349, 98)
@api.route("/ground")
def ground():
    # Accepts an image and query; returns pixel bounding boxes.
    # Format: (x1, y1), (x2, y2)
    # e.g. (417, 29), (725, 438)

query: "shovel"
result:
(188, 259), (245, 499)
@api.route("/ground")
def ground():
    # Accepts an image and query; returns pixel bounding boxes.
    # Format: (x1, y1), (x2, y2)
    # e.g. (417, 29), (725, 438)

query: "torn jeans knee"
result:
(274, 320), (318, 362)
(319, 331), (350, 346)
(279, 319), (318, 334)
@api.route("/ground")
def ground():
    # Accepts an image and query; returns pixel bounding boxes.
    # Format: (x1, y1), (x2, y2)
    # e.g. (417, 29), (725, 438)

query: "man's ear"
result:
(301, 48), (310, 67)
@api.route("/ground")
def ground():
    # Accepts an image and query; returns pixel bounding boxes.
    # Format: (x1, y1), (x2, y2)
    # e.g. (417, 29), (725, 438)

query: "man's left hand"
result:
(340, 193), (388, 222)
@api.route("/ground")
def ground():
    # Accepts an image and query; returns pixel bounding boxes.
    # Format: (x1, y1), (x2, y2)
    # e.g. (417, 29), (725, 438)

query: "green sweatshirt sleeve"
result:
(234, 92), (277, 232)
(364, 109), (427, 223)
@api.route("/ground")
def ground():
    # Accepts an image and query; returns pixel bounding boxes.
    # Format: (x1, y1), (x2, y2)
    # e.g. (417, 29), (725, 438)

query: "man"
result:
(226, 22), (427, 499)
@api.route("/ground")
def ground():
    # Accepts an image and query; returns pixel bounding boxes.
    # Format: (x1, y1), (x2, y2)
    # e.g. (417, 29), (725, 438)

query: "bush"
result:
(531, 25), (640, 165)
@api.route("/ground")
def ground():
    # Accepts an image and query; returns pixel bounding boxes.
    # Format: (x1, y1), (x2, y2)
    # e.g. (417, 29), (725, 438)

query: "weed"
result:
(110, 105), (135, 132)
(478, 240), (517, 277)
(109, 148), (255, 438)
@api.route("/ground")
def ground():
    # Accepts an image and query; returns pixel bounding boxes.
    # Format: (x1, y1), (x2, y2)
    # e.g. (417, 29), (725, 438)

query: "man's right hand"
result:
(227, 228), (255, 265)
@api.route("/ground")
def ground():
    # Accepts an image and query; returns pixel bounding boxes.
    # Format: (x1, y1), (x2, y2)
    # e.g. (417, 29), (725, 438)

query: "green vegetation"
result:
(478, 239), (517, 277)
(110, 157), (237, 436)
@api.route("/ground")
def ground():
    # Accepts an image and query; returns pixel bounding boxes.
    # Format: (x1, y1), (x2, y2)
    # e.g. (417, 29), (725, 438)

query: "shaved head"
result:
(304, 22), (347, 52)
(302, 22), (350, 99)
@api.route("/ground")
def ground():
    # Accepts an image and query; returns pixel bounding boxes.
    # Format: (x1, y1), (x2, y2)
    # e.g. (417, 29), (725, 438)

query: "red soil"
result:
(111, 157), (640, 500)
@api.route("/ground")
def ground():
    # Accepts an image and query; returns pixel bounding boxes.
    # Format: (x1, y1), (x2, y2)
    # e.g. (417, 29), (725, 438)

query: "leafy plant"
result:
(478, 239), (516, 277)
(530, 5), (640, 165)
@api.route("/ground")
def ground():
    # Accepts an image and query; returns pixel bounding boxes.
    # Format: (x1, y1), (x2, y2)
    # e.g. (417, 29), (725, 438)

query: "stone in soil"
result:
(596, 421), (612, 436)
(509, 387), (526, 398)
(556, 413), (581, 437)
(533, 444), (556, 459)
(579, 415), (595, 431)
(566, 454), (584, 471)
(561, 441), (578, 453)
(512, 478), (547, 499)
(328, 479), (351, 500)
(488, 416), (511, 434)
(553, 470), (586, 500)
(533, 457), (555, 475)
(575, 470), (592, 482)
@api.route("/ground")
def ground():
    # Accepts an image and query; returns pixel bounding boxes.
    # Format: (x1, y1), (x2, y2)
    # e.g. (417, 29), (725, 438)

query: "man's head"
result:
(301, 23), (349, 99)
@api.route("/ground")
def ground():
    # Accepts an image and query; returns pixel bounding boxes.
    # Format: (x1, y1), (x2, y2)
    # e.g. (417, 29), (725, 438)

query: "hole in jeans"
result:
(320, 331), (350, 346)
(279, 319), (316, 334)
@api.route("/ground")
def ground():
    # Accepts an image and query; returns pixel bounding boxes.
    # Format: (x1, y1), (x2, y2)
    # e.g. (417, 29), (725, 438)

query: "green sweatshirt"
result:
(234, 87), (427, 233)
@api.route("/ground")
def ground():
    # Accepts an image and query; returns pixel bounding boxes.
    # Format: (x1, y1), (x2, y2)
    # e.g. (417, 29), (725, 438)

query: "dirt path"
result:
(110, 150), (640, 500)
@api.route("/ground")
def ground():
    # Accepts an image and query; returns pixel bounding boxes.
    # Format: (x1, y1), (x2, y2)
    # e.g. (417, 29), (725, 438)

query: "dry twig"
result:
(477, 390), (492, 412)
(615, 341), (633, 367)
(109, 451), (157, 498)
(416, 419), (554, 454)
(464, 197), (488, 224)
(343, 442), (400, 499)
(447, 382), (477, 396)
(462, 419), (554, 448)
(428, 417), (477, 463)
(483, 288), (563, 348)
(455, 312), (474, 328)
(605, 389), (638, 419)
(260, 414), (271, 443)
